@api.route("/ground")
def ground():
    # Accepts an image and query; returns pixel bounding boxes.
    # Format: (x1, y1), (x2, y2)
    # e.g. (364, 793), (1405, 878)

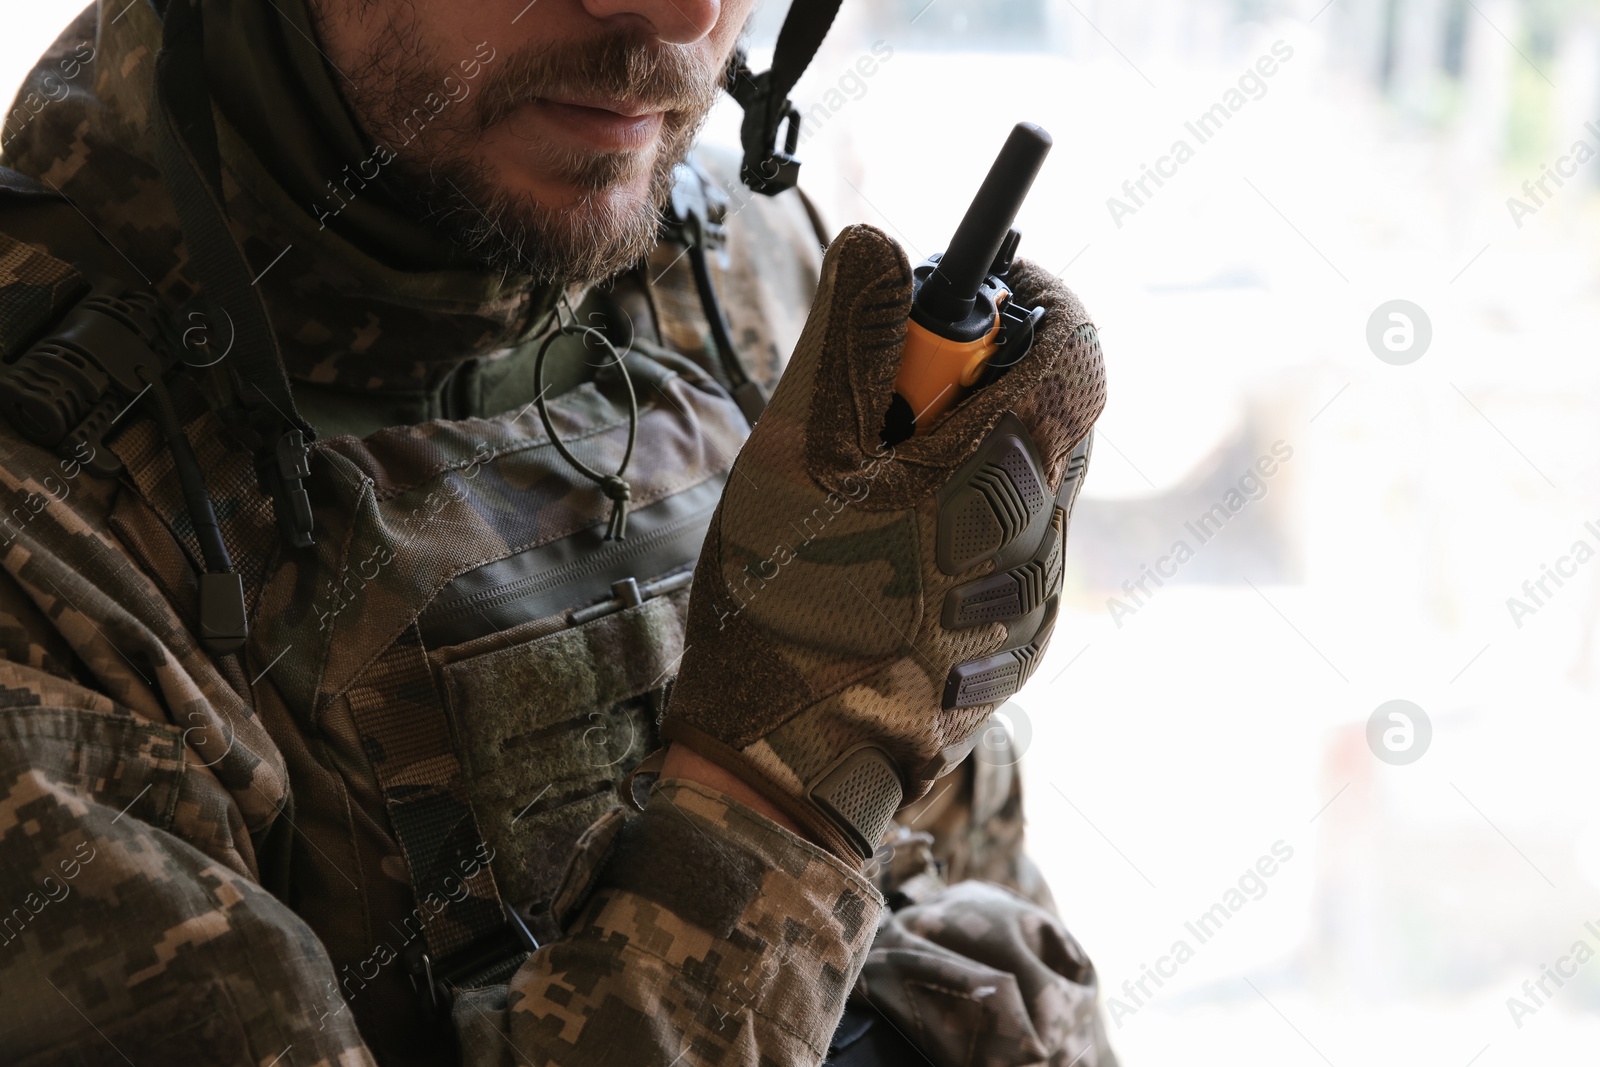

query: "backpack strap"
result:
(725, 0), (845, 194)
(151, 0), (316, 550)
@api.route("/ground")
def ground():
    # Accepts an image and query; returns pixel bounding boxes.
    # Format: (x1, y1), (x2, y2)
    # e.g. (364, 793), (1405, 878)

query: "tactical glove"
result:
(662, 224), (1105, 862)
(857, 880), (1115, 1067)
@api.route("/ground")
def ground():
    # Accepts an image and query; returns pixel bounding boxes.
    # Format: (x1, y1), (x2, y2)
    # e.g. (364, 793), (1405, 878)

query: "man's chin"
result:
(485, 156), (658, 223)
(409, 150), (671, 286)
(378, 103), (705, 285)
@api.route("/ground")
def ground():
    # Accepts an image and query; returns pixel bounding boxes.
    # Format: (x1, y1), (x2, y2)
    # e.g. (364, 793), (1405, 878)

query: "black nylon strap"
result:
(151, 0), (317, 548)
(769, 0), (846, 107)
(728, 0), (844, 194)
(150, 4), (312, 435)
(150, 0), (313, 445)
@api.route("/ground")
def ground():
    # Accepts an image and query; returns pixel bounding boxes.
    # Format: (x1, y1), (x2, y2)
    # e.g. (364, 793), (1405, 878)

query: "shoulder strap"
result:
(769, 1), (846, 108)
(726, 0), (845, 195)
(151, 0), (316, 549)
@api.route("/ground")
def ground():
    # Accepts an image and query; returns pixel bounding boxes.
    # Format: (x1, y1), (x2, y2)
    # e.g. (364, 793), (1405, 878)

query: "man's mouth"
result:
(524, 95), (669, 152)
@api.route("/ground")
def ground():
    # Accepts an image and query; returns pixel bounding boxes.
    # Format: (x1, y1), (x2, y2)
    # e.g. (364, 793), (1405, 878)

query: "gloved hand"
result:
(662, 224), (1104, 861)
(855, 880), (1115, 1067)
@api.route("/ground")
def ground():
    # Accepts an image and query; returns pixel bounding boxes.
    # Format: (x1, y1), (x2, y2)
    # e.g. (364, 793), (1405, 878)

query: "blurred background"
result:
(8, 1), (1600, 1063)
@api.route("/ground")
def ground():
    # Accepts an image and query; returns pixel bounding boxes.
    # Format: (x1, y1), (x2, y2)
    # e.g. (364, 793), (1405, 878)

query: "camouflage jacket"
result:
(0, 5), (1076, 1067)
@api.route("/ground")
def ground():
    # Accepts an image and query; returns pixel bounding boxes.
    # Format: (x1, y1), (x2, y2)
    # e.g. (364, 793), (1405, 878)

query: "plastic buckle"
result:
(980, 301), (1046, 386)
(665, 163), (730, 255)
(0, 283), (171, 477)
(741, 101), (802, 196)
(269, 429), (315, 548)
(403, 942), (444, 1021)
(198, 571), (247, 655)
(727, 61), (803, 197)
(403, 904), (540, 1024)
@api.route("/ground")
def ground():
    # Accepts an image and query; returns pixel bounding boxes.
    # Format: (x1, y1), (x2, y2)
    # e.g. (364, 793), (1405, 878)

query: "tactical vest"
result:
(0, 159), (821, 1065)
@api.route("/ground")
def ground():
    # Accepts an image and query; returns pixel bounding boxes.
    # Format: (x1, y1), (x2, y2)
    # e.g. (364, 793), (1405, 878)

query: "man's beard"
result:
(335, 16), (725, 284)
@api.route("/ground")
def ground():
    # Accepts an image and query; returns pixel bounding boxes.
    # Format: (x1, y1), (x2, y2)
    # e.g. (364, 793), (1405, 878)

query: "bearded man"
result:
(0, 1), (1113, 1064)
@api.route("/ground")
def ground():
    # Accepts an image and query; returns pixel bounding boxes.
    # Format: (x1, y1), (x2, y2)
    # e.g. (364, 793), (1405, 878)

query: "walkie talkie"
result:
(887, 123), (1053, 441)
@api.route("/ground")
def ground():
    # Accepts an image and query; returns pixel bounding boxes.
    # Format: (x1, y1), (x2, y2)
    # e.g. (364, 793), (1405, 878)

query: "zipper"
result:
(428, 496), (709, 626)
(417, 476), (723, 648)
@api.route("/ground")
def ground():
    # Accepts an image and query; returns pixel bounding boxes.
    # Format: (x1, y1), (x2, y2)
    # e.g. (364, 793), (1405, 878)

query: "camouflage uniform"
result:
(0, 3), (1111, 1066)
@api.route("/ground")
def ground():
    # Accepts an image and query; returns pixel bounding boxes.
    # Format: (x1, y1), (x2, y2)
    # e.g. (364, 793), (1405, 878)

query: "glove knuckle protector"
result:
(664, 224), (1106, 862)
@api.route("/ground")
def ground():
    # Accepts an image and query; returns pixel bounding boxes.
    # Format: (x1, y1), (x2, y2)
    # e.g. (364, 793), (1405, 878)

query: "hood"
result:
(1, 0), (561, 392)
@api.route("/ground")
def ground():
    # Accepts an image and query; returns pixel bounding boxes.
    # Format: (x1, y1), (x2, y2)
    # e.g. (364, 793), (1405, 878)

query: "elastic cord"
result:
(688, 243), (743, 383)
(687, 243), (765, 426)
(533, 320), (638, 540)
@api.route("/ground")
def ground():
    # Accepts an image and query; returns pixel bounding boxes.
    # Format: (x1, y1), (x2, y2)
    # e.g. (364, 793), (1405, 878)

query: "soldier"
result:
(0, 1), (1114, 1065)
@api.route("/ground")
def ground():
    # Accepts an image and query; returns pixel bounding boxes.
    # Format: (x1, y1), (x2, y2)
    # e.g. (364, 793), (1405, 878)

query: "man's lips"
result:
(520, 96), (668, 152)
(542, 93), (665, 118)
